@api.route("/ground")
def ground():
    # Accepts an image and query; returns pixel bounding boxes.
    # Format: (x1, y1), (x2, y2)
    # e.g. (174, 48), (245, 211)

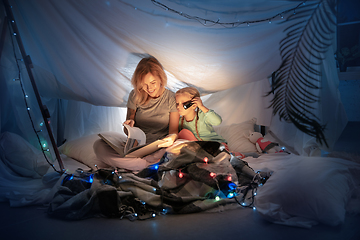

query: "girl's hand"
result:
(158, 133), (177, 148)
(192, 97), (209, 113)
(192, 97), (203, 108)
(123, 119), (135, 127)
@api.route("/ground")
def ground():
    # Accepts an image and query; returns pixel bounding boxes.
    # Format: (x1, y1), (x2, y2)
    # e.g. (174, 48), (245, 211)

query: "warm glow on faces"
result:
(142, 72), (161, 98)
(176, 93), (194, 116)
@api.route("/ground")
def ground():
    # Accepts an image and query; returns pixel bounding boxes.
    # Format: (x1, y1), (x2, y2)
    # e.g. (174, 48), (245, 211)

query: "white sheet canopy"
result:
(0, 0), (347, 161)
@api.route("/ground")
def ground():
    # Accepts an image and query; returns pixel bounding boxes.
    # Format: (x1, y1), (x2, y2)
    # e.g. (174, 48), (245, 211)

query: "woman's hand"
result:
(123, 119), (135, 127)
(123, 119), (135, 136)
(158, 133), (177, 148)
(124, 108), (136, 128)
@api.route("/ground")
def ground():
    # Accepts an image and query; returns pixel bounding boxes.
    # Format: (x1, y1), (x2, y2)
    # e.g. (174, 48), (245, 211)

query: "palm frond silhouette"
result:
(269, 0), (337, 147)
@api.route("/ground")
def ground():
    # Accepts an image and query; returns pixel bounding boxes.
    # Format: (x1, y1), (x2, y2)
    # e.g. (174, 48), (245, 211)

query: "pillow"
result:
(0, 132), (49, 178)
(214, 118), (257, 153)
(59, 132), (126, 169)
(254, 155), (355, 228)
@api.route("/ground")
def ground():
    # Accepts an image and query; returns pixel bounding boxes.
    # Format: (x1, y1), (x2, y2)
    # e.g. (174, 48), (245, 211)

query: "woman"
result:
(93, 56), (179, 170)
(124, 56), (179, 146)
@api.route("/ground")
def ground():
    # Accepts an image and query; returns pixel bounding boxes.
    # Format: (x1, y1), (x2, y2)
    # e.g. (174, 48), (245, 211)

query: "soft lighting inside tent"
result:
(0, 1), (359, 237)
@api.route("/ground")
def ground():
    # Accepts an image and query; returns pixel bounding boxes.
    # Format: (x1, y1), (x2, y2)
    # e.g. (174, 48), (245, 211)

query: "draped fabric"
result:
(0, 0), (347, 157)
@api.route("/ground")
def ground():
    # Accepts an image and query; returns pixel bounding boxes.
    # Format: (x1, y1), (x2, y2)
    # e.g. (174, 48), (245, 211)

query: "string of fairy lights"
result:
(7, 18), (58, 172)
(150, 0), (309, 28)
(82, 154), (262, 219)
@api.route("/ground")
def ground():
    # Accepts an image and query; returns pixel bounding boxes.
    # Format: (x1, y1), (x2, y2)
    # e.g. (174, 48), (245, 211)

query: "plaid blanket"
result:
(48, 141), (255, 220)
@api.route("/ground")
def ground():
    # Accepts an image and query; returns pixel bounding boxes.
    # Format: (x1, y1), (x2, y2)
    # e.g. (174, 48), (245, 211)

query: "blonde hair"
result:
(175, 87), (200, 98)
(131, 56), (167, 105)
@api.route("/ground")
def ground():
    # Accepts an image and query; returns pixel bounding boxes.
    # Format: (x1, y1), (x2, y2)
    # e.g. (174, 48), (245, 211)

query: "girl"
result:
(175, 87), (266, 182)
(175, 87), (241, 156)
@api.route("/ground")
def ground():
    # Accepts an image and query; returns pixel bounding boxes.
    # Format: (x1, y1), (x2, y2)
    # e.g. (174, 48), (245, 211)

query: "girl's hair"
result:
(131, 56), (167, 105)
(177, 87), (202, 140)
(175, 87), (200, 98)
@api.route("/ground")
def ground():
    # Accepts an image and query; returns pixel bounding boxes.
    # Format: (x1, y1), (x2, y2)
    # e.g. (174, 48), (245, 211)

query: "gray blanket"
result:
(48, 141), (256, 220)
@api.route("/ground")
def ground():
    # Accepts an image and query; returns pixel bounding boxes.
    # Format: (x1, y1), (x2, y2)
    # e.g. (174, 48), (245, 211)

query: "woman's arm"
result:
(158, 111), (179, 147)
(168, 111), (180, 135)
(123, 107), (136, 135)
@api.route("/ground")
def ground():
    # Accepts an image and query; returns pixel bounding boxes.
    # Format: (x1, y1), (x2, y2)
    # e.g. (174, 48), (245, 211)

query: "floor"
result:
(1, 122), (360, 240)
(1, 202), (359, 240)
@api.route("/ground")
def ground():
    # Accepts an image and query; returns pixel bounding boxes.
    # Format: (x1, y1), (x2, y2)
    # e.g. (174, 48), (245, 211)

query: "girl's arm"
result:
(203, 110), (222, 126)
(193, 98), (222, 126)
(192, 97), (222, 126)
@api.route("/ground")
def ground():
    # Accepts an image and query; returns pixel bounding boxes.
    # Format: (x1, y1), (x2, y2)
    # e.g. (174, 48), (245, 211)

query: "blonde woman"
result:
(93, 56), (179, 170)
(124, 56), (179, 146)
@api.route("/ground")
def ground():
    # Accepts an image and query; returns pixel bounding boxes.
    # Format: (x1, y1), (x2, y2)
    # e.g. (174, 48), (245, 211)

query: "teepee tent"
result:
(3, 1), (359, 231)
(1, 0), (347, 163)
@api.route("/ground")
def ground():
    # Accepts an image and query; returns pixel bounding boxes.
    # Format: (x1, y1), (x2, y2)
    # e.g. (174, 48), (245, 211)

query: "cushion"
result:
(0, 132), (49, 178)
(214, 118), (257, 153)
(253, 155), (356, 228)
(59, 132), (127, 169)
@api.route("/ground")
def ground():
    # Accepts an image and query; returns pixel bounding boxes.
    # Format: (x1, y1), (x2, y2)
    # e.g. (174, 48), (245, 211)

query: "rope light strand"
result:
(151, 0), (308, 28)
(80, 159), (259, 218)
(6, 18), (59, 173)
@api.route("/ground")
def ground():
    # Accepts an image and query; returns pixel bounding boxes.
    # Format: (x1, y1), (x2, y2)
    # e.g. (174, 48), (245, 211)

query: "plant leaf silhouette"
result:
(268, 0), (337, 147)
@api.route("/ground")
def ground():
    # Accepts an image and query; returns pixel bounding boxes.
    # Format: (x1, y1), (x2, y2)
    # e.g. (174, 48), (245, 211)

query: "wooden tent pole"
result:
(2, 0), (65, 172)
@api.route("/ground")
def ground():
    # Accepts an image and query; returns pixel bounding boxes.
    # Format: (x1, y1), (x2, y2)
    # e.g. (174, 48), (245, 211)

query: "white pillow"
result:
(254, 155), (355, 227)
(214, 118), (257, 153)
(59, 132), (126, 169)
(0, 132), (49, 178)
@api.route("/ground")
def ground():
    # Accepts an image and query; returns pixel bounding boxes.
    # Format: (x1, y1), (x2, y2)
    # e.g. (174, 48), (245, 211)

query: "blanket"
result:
(48, 141), (257, 220)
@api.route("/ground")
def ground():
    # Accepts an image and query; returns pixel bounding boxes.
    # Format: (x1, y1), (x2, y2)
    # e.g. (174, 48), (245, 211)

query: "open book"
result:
(98, 125), (166, 158)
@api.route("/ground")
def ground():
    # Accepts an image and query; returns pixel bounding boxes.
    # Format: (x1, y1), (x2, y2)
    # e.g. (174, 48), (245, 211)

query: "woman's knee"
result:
(93, 139), (113, 157)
